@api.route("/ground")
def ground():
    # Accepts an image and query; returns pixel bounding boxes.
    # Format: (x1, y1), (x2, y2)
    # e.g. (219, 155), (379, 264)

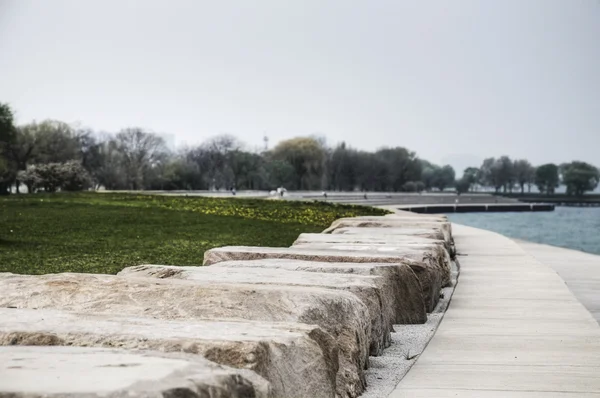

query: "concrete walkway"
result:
(516, 240), (600, 324)
(390, 224), (600, 397)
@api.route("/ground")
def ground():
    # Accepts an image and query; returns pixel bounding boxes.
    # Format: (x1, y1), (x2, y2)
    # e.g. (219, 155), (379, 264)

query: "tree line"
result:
(458, 156), (600, 196)
(1, 103), (598, 196)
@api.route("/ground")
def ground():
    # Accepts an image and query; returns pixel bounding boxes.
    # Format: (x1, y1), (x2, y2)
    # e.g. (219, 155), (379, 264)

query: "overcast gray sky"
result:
(1, 0), (599, 173)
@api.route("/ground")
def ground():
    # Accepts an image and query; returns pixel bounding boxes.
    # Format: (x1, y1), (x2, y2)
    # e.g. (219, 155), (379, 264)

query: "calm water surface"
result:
(447, 207), (600, 255)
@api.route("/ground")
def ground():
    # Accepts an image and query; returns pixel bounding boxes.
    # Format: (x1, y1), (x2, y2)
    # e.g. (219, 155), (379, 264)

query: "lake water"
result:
(447, 207), (600, 255)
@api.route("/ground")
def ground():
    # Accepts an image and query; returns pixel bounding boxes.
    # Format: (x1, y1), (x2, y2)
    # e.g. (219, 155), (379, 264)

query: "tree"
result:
(432, 165), (456, 191)
(329, 142), (360, 191)
(462, 167), (480, 191)
(479, 158), (502, 192)
(271, 137), (325, 190)
(497, 156), (515, 193)
(562, 161), (600, 196)
(34, 163), (66, 193)
(535, 163), (559, 195)
(264, 159), (295, 188)
(420, 160), (438, 191)
(31, 120), (80, 164)
(0, 103), (17, 195)
(17, 166), (42, 193)
(115, 128), (168, 190)
(355, 151), (388, 191)
(513, 159), (535, 194)
(61, 160), (92, 191)
(375, 147), (422, 192)
(228, 150), (264, 190)
(455, 177), (471, 194)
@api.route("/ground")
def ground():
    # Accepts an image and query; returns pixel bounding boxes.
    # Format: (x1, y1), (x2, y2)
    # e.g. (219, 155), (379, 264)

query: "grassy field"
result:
(0, 192), (387, 275)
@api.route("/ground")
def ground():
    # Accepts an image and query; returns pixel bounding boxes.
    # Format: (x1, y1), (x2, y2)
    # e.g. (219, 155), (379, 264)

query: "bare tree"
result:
(115, 128), (168, 190)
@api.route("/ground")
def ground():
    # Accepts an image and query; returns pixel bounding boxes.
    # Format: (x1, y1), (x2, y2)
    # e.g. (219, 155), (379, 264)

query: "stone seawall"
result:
(0, 211), (456, 398)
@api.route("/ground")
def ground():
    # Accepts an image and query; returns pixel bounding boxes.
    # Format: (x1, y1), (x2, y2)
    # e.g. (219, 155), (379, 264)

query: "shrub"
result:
(20, 161), (92, 193)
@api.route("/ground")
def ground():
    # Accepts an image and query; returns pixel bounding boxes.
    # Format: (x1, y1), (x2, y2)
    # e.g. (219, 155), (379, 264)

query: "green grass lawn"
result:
(0, 192), (387, 275)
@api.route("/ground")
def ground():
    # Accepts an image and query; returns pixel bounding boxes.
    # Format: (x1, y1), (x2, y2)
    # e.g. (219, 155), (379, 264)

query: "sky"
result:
(1, 0), (599, 174)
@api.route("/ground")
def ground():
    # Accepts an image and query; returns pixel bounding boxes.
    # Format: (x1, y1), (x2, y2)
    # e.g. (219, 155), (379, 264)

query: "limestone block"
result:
(332, 227), (445, 241)
(293, 233), (445, 248)
(209, 259), (427, 324)
(0, 273), (369, 398)
(332, 227), (454, 255)
(0, 307), (339, 398)
(292, 242), (452, 288)
(203, 246), (441, 312)
(119, 264), (390, 356)
(0, 345), (271, 398)
(323, 218), (452, 243)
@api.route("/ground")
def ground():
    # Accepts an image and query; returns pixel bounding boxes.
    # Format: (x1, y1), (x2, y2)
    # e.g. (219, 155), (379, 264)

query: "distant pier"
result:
(398, 203), (555, 214)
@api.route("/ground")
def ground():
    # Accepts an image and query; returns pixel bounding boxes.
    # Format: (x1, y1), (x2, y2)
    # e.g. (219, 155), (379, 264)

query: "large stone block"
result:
(359, 215), (448, 222)
(0, 307), (336, 398)
(203, 246), (441, 312)
(119, 264), (391, 356)
(385, 212), (448, 220)
(0, 273), (370, 398)
(293, 233), (445, 247)
(332, 227), (454, 255)
(209, 259), (427, 324)
(323, 218), (452, 243)
(0, 346), (271, 398)
(332, 227), (445, 240)
(292, 241), (452, 288)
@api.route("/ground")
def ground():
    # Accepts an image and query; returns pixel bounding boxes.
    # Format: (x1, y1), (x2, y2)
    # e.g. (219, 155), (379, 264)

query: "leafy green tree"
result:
(462, 167), (480, 191)
(479, 158), (502, 192)
(455, 177), (471, 194)
(0, 103), (17, 194)
(355, 152), (388, 191)
(562, 161), (599, 196)
(271, 137), (325, 190)
(420, 160), (438, 191)
(228, 150), (264, 190)
(375, 147), (422, 192)
(497, 156), (515, 192)
(513, 159), (536, 194)
(433, 165), (456, 191)
(30, 120), (80, 164)
(535, 163), (559, 195)
(329, 142), (360, 191)
(264, 159), (296, 188)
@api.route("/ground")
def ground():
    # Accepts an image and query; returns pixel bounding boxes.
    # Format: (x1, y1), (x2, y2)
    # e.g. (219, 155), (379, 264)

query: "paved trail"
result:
(516, 240), (600, 324)
(390, 224), (600, 397)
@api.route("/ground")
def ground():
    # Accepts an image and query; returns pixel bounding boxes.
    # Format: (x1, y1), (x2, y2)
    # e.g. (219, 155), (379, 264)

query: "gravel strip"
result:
(360, 260), (460, 398)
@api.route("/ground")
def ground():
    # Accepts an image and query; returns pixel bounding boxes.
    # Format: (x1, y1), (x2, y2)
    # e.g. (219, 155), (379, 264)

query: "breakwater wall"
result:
(399, 203), (555, 214)
(0, 212), (455, 398)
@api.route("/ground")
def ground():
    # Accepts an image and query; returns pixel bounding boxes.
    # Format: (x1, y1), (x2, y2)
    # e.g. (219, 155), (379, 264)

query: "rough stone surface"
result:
(203, 246), (441, 312)
(0, 346), (271, 398)
(119, 264), (391, 356)
(0, 308), (336, 398)
(293, 233), (445, 247)
(332, 227), (455, 256)
(323, 218), (452, 243)
(209, 259), (427, 324)
(292, 241), (452, 288)
(332, 227), (446, 242)
(0, 273), (370, 398)
(356, 215), (448, 222)
(385, 212), (448, 220)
